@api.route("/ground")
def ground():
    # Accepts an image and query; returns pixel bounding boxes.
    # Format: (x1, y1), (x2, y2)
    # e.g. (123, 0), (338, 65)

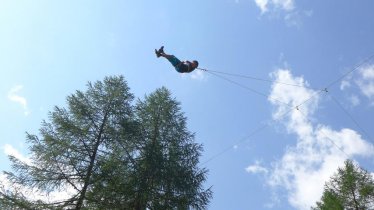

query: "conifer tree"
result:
(0, 76), (135, 209)
(89, 87), (213, 209)
(313, 160), (374, 210)
(1, 78), (212, 209)
(132, 87), (212, 210)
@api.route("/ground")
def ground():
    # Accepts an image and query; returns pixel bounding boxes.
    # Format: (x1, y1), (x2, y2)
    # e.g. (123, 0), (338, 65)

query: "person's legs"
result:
(155, 46), (183, 72)
(159, 53), (181, 67)
(160, 53), (174, 60)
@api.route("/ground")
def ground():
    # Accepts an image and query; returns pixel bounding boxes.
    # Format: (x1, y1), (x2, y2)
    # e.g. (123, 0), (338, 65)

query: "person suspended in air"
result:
(155, 46), (199, 73)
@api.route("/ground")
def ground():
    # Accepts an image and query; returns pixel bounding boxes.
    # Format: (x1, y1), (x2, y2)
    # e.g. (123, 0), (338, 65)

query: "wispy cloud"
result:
(246, 160), (268, 174)
(348, 94), (360, 107)
(7, 85), (30, 116)
(253, 0), (311, 28)
(356, 65), (374, 102)
(190, 70), (206, 81)
(1, 144), (77, 203)
(284, 10), (313, 28)
(340, 79), (351, 90)
(254, 0), (294, 13)
(3, 144), (31, 165)
(273, 0), (294, 11)
(340, 64), (374, 105)
(253, 69), (374, 210)
(254, 0), (269, 14)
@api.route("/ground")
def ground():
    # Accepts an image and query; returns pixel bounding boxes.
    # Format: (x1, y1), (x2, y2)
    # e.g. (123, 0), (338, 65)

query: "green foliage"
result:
(1, 76), (135, 209)
(0, 77), (211, 209)
(87, 87), (212, 209)
(132, 87), (212, 209)
(313, 190), (344, 210)
(312, 160), (374, 210)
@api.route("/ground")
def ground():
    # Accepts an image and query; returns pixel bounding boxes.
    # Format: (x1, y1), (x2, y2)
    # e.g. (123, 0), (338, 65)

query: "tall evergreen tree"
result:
(313, 160), (374, 210)
(1, 78), (211, 209)
(0, 76), (135, 209)
(132, 87), (212, 210)
(89, 87), (213, 209)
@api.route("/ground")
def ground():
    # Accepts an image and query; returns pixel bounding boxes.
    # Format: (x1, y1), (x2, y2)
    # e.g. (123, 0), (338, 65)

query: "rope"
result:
(325, 54), (374, 89)
(197, 67), (318, 90)
(200, 105), (296, 166)
(200, 123), (269, 166)
(205, 70), (294, 108)
(329, 93), (373, 142)
(197, 53), (374, 166)
(296, 108), (351, 159)
(198, 53), (374, 90)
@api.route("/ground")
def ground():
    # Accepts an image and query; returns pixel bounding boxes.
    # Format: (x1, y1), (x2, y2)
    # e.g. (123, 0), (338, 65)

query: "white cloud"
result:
(0, 173), (10, 189)
(246, 160), (268, 174)
(340, 79), (351, 90)
(261, 69), (374, 210)
(7, 85), (30, 116)
(284, 9), (313, 28)
(360, 65), (374, 79)
(284, 11), (303, 28)
(254, 0), (269, 13)
(253, 0), (312, 28)
(264, 194), (280, 209)
(3, 144), (31, 165)
(1, 144), (78, 205)
(190, 69), (206, 81)
(348, 94), (360, 107)
(356, 65), (374, 101)
(254, 0), (294, 13)
(340, 64), (374, 105)
(272, 0), (294, 11)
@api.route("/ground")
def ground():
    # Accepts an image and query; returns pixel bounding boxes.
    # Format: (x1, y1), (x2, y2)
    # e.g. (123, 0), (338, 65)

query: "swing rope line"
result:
(328, 93), (373, 143)
(296, 107), (351, 159)
(205, 70), (294, 108)
(325, 54), (374, 89)
(198, 53), (374, 166)
(197, 67), (318, 90)
(200, 122), (269, 166)
(197, 53), (374, 92)
(199, 91), (326, 167)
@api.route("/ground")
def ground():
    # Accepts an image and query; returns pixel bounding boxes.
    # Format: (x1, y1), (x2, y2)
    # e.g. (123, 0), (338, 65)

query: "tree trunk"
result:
(75, 112), (108, 209)
(351, 188), (360, 210)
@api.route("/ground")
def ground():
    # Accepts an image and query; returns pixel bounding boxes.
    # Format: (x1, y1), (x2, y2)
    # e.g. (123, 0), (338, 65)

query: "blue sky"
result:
(1, 1), (374, 209)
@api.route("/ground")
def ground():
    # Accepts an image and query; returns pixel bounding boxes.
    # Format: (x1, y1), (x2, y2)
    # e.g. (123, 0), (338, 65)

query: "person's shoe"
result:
(158, 46), (164, 54)
(155, 49), (161, 58)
